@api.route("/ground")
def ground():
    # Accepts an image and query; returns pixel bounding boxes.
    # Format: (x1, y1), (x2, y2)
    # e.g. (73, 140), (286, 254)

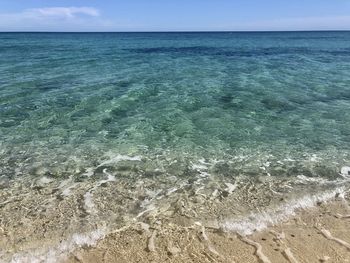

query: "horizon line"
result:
(1, 29), (350, 33)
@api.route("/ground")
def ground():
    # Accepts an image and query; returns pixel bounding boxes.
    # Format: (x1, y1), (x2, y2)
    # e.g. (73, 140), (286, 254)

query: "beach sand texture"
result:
(66, 197), (350, 263)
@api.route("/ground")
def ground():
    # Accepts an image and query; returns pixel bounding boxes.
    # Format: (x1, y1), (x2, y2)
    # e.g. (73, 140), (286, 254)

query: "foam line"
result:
(97, 154), (142, 168)
(83, 191), (96, 214)
(222, 187), (344, 235)
(10, 229), (106, 263)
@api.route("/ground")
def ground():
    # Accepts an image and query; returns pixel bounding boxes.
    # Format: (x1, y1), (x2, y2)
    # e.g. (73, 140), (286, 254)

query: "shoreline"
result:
(6, 185), (349, 263)
(2, 156), (350, 263)
(66, 195), (350, 263)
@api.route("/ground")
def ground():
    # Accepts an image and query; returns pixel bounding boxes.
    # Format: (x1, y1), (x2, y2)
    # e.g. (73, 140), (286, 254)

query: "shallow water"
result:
(1, 32), (350, 261)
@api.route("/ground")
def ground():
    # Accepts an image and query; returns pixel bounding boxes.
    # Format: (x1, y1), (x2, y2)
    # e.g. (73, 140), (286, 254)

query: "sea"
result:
(1, 31), (350, 262)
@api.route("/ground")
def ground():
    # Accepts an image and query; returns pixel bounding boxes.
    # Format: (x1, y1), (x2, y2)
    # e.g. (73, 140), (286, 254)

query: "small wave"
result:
(10, 229), (106, 263)
(341, 166), (350, 178)
(295, 175), (330, 184)
(97, 154), (142, 168)
(83, 191), (96, 214)
(222, 187), (345, 236)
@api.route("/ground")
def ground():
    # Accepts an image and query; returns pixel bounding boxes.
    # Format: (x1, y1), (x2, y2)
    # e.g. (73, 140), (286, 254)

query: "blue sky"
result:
(1, 0), (350, 31)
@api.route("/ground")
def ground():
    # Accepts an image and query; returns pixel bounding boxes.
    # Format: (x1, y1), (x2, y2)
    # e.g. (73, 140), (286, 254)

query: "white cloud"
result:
(1, 7), (350, 32)
(0, 7), (114, 31)
(28, 7), (100, 18)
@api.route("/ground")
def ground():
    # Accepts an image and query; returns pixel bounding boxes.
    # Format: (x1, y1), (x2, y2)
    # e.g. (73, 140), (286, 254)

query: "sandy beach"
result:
(65, 190), (350, 263)
(3, 163), (350, 263)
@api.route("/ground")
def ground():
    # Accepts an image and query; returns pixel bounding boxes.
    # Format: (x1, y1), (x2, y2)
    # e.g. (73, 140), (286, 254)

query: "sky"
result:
(0, 0), (350, 31)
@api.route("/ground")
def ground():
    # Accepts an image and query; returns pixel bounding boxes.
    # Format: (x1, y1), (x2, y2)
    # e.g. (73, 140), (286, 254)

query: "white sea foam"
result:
(82, 167), (94, 177)
(98, 154), (142, 168)
(341, 166), (350, 177)
(309, 154), (320, 162)
(10, 229), (106, 263)
(198, 158), (210, 165)
(58, 177), (76, 197)
(224, 182), (237, 194)
(99, 169), (116, 185)
(295, 175), (329, 184)
(222, 187), (345, 236)
(81, 169), (116, 215)
(84, 159), (123, 178)
(166, 187), (178, 196)
(192, 163), (208, 171)
(83, 191), (95, 214)
(37, 176), (53, 185)
(60, 184), (77, 197)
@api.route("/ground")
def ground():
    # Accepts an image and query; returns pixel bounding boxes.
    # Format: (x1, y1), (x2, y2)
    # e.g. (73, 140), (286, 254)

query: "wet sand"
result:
(66, 195), (350, 263)
(2, 160), (350, 263)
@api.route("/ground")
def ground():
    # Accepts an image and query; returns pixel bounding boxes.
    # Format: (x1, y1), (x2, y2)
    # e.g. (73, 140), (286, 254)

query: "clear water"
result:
(1, 32), (350, 260)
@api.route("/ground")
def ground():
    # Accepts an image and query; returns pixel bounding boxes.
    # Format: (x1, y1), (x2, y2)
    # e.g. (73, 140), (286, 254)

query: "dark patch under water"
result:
(124, 46), (350, 58)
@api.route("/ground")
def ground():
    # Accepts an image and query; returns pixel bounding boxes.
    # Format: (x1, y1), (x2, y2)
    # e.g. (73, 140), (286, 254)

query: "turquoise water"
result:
(1, 32), (350, 178)
(1, 32), (350, 260)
